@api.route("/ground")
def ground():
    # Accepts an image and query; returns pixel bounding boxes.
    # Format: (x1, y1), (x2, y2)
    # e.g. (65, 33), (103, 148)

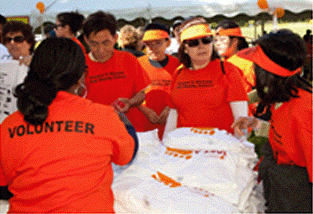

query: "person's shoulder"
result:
(167, 54), (180, 63)
(1, 111), (24, 127)
(137, 54), (148, 61)
(295, 88), (312, 105)
(116, 49), (137, 60)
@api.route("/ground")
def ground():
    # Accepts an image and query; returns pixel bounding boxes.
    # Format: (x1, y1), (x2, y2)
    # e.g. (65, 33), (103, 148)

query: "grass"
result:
(248, 131), (268, 158)
(240, 20), (312, 40)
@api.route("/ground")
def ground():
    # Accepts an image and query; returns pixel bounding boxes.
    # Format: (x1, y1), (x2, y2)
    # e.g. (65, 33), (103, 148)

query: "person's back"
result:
(0, 38), (135, 213)
(1, 95), (133, 212)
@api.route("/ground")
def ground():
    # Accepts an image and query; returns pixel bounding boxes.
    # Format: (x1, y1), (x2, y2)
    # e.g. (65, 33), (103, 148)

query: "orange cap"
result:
(180, 24), (212, 42)
(236, 46), (301, 77)
(143, 30), (169, 42)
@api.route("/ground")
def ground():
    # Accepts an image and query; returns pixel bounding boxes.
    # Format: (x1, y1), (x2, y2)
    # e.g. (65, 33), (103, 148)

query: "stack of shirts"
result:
(113, 128), (265, 213)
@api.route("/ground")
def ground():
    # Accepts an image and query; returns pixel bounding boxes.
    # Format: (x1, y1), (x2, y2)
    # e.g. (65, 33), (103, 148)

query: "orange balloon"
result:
(36, 2), (45, 14)
(275, 7), (285, 18)
(257, 0), (268, 9)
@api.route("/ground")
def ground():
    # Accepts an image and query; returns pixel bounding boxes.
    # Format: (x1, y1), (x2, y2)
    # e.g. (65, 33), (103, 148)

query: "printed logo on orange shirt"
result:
(89, 71), (127, 83)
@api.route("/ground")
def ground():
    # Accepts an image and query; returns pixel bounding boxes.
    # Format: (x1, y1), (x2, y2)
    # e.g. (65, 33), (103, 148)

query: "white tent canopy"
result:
(0, 0), (312, 28)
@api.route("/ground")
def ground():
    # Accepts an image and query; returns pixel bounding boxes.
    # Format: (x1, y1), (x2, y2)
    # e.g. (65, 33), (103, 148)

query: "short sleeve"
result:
(132, 56), (151, 93)
(101, 107), (135, 166)
(223, 62), (249, 102)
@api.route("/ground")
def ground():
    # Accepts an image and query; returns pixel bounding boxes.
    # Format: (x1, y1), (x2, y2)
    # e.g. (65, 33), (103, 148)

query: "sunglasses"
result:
(4, 36), (25, 44)
(184, 36), (213, 47)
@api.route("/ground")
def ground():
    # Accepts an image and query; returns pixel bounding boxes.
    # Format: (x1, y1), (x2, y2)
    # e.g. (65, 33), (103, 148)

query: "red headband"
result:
(236, 46), (301, 77)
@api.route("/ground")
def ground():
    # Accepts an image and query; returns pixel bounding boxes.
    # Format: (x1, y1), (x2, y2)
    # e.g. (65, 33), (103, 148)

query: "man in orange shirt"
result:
(82, 11), (150, 130)
(137, 23), (181, 139)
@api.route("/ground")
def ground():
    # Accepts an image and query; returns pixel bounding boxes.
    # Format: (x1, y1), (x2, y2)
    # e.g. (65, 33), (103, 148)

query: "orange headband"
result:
(143, 30), (169, 41)
(236, 46), (301, 77)
(180, 24), (212, 42)
(217, 28), (243, 37)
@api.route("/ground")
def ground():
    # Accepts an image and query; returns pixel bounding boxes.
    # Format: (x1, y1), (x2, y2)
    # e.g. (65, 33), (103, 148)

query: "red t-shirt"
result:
(85, 50), (150, 130)
(0, 91), (134, 213)
(268, 88), (312, 182)
(170, 59), (248, 133)
(137, 55), (181, 137)
(72, 37), (87, 55)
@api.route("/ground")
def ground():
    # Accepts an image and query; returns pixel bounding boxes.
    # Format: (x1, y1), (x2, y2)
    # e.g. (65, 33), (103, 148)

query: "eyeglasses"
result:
(3, 36), (25, 44)
(184, 36), (213, 47)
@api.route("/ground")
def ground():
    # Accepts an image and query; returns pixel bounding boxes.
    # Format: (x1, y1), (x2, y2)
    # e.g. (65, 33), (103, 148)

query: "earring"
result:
(75, 84), (88, 98)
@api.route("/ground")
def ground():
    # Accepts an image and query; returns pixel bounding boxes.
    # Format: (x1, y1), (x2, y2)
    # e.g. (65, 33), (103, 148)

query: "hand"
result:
(158, 106), (170, 124)
(112, 98), (130, 113)
(139, 105), (160, 124)
(145, 108), (160, 124)
(231, 116), (262, 139)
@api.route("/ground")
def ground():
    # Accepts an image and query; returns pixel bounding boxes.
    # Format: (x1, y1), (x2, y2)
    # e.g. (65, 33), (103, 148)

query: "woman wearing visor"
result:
(165, 17), (248, 137)
(232, 29), (312, 213)
(214, 20), (254, 93)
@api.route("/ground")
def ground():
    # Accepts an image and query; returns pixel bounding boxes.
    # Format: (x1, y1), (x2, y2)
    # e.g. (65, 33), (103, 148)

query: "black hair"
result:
(57, 11), (85, 35)
(145, 22), (170, 35)
(177, 17), (218, 68)
(257, 29), (306, 71)
(177, 44), (218, 68)
(15, 38), (86, 125)
(254, 29), (311, 106)
(0, 14), (7, 26)
(2, 20), (35, 52)
(83, 11), (117, 38)
(216, 19), (248, 51)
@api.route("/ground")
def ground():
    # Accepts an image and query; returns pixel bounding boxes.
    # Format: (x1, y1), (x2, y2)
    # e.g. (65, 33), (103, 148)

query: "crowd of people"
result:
(0, 10), (311, 213)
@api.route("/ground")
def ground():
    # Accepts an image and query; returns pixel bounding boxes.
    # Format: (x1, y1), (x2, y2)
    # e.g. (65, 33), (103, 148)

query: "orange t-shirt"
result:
(227, 54), (255, 93)
(137, 55), (181, 135)
(268, 88), (312, 182)
(170, 59), (248, 134)
(0, 91), (134, 213)
(85, 50), (150, 130)
(72, 37), (87, 55)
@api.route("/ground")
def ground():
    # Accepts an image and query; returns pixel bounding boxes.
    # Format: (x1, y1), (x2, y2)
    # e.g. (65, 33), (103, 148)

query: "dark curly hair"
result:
(1, 20), (35, 52)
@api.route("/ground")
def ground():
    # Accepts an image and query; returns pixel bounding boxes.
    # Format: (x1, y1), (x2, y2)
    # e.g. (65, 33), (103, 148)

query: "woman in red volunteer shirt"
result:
(0, 38), (135, 213)
(165, 17), (248, 138)
(232, 29), (312, 213)
(214, 20), (254, 93)
(214, 20), (258, 117)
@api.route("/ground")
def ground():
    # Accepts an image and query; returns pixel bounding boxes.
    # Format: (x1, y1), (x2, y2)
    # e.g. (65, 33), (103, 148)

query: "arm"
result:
(230, 101), (248, 139)
(138, 105), (160, 124)
(158, 106), (170, 124)
(114, 90), (146, 113)
(163, 108), (178, 139)
(118, 113), (139, 162)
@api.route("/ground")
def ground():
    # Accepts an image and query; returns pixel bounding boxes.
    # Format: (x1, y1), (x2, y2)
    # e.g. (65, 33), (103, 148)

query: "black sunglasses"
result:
(4, 36), (25, 44)
(184, 36), (213, 47)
